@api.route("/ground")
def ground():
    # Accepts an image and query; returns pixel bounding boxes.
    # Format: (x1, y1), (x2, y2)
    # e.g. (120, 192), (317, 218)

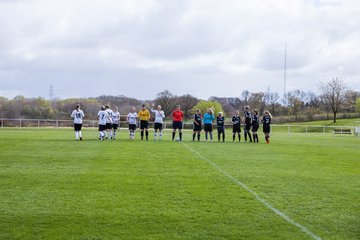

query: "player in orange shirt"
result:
(172, 105), (184, 141)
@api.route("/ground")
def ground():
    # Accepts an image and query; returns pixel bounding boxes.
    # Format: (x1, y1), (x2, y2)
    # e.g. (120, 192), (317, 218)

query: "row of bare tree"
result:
(0, 78), (359, 123)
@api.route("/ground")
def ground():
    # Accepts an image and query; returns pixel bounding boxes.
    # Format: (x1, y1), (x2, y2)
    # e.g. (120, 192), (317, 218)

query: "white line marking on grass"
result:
(182, 142), (321, 240)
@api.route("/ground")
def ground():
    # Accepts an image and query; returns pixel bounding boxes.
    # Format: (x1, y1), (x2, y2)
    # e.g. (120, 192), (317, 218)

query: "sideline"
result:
(182, 142), (322, 240)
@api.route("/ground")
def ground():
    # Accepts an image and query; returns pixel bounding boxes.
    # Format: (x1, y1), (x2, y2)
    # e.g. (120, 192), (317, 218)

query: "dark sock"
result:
(172, 132), (175, 140)
(179, 132), (182, 141)
(141, 131), (144, 140)
(146, 131), (149, 140)
(244, 132), (247, 141)
(193, 133), (196, 141)
(238, 134), (241, 142)
(197, 133), (200, 141)
(249, 133), (252, 142)
(233, 134), (235, 141)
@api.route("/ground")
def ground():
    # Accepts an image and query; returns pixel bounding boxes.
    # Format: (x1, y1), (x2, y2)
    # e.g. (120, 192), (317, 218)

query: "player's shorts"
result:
(193, 124), (202, 132)
(217, 127), (225, 133)
(105, 123), (112, 130)
(263, 124), (271, 133)
(244, 121), (252, 131)
(204, 123), (213, 132)
(74, 123), (82, 131)
(233, 124), (241, 133)
(252, 123), (259, 132)
(154, 122), (163, 130)
(99, 124), (106, 131)
(129, 124), (136, 131)
(173, 121), (183, 130)
(112, 123), (119, 130)
(140, 120), (149, 129)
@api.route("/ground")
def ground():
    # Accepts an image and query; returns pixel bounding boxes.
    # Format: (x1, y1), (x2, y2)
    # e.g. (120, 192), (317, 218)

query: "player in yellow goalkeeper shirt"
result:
(138, 104), (151, 140)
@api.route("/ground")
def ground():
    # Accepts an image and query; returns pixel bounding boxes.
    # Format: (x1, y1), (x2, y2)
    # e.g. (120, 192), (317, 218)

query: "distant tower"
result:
(265, 85), (271, 104)
(283, 43), (287, 105)
(49, 84), (54, 100)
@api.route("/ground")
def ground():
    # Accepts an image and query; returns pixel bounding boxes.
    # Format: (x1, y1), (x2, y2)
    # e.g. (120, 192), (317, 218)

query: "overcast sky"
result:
(0, 0), (359, 100)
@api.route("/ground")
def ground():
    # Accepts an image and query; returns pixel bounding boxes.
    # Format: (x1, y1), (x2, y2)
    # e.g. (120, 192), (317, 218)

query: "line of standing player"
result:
(97, 105), (120, 140)
(192, 106), (272, 143)
(71, 104), (271, 143)
(127, 104), (166, 141)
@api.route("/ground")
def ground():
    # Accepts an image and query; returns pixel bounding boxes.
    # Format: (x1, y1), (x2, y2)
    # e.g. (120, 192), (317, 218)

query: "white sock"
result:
(75, 131), (79, 139)
(159, 131), (162, 140)
(79, 131), (82, 138)
(154, 132), (157, 139)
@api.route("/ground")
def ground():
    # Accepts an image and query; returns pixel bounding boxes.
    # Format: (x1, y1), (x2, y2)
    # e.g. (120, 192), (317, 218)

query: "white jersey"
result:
(71, 110), (84, 124)
(98, 110), (107, 125)
(151, 109), (165, 123)
(112, 111), (120, 124)
(127, 112), (137, 125)
(105, 109), (113, 124)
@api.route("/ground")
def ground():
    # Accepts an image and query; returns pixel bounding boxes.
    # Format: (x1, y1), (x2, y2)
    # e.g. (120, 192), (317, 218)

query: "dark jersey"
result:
(244, 110), (252, 124)
(262, 115), (271, 125)
(252, 115), (259, 125)
(217, 116), (225, 128)
(232, 116), (241, 126)
(262, 115), (271, 133)
(194, 113), (202, 125)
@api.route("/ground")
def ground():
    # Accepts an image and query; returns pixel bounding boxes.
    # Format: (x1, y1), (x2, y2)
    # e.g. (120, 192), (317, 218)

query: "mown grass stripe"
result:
(182, 142), (322, 240)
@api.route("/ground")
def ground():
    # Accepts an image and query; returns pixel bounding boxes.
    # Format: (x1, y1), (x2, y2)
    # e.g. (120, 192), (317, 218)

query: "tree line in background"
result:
(0, 78), (359, 123)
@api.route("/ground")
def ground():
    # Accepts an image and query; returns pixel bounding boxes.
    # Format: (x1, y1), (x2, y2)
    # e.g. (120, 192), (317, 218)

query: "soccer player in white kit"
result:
(151, 104), (165, 141)
(70, 104), (84, 141)
(127, 107), (138, 140)
(112, 107), (120, 140)
(98, 106), (108, 141)
(105, 105), (113, 140)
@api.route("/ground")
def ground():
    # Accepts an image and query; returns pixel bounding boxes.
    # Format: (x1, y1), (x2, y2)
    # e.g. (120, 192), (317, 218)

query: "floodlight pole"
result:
(283, 43), (287, 106)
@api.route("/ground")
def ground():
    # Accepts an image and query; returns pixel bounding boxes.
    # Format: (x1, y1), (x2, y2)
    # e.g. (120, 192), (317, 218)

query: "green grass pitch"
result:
(0, 128), (359, 240)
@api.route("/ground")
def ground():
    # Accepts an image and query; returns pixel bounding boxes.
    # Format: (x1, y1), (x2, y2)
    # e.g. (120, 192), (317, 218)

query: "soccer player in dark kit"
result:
(216, 112), (225, 142)
(193, 109), (202, 141)
(262, 110), (272, 144)
(231, 110), (241, 142)
(244, 106), (253, 142)
(252, 109), (260, 143)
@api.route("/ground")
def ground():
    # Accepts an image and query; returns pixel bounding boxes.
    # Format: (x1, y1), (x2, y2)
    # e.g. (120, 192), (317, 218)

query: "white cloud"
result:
(0, 0), (359, 100)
